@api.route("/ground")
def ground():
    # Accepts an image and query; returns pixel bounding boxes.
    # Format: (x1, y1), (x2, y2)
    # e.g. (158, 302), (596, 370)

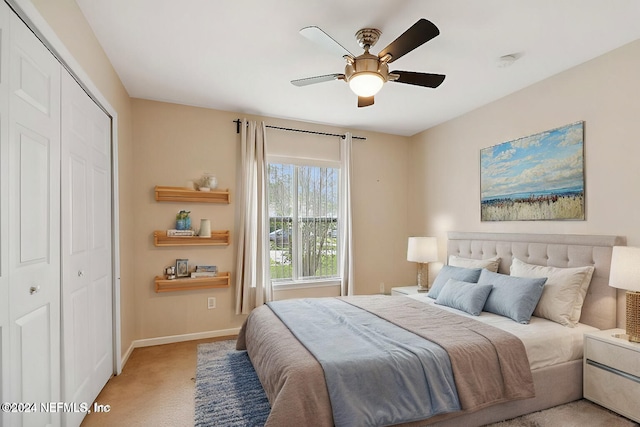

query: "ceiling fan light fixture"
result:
(349, 72), (384, 97)
(292, 19), (445, 106)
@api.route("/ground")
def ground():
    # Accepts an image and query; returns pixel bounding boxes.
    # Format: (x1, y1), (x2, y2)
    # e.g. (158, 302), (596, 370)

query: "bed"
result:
(236, 232), (626, 426)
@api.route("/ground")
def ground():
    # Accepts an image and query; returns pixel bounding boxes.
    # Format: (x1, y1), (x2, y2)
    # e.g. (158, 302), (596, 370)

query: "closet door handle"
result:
(29, 285), (40, 295)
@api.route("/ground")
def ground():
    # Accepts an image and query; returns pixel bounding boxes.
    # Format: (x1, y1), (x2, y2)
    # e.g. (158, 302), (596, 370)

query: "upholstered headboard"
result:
(447, 231), (626, 330)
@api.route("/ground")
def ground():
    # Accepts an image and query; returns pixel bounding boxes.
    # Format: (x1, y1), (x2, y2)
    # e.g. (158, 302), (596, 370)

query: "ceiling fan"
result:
(291, 18), (446, 108)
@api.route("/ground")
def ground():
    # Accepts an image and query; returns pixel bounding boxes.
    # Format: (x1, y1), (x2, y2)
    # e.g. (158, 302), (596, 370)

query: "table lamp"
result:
(407, 237), (438, 292)
(609, 246), (640, 342)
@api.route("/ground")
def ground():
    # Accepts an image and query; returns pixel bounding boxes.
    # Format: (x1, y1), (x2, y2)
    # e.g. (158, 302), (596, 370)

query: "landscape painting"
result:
(480, 121), (585, 221)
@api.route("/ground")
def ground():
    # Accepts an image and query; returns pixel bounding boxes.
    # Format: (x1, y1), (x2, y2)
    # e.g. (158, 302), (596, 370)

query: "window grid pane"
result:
(268, 164), (293, 281)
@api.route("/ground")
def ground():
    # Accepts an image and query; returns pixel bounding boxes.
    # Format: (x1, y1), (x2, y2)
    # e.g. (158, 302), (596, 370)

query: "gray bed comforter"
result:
(237, 295), (535, 427)
(267, 297), (460, 426)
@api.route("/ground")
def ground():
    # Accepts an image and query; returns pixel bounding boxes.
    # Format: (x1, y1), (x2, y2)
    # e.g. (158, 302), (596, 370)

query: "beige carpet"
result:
(487, 399), (639, 427)
(81, 337), (231, 427)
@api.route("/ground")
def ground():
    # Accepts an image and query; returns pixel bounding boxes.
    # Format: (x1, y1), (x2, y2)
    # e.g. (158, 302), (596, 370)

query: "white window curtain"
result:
(339, 133), (354, 296)
(235, 119), (271, 314)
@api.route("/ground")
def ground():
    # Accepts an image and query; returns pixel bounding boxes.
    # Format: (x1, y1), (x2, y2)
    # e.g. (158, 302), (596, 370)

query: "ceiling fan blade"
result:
(300, 26), (354, 57)
(378, 19), (440, 63)
(391, 71), (446, 88)
(291, 74), (344, 87)
(358, 96), (374, 108)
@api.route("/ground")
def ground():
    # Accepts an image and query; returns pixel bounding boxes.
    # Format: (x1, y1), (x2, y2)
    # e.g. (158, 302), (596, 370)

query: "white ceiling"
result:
(75, 0), (640, 136)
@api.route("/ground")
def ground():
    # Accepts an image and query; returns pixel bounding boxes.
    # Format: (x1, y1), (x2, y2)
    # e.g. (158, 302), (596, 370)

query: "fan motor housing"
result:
(344, 52), (390, 82)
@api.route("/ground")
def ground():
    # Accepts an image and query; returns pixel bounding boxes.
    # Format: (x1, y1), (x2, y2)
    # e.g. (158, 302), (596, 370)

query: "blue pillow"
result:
(478, 269), (547, 324)
(427, 265), (482, 299)
(435, 279), (493, 316)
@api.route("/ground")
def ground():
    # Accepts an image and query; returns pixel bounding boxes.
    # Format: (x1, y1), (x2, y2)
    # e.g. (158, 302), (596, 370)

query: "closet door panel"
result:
(14, 305), (56, 427)
(12, 51), (52, 115)
(17, 127), (50, 263)
(8, 10), (60, 318)
(92, 275), (111, 363)
(8, 11), (61, 427)
(61, 69), (112, 427)
(70, 154), (88, 254)
(68, 286), (91, 391)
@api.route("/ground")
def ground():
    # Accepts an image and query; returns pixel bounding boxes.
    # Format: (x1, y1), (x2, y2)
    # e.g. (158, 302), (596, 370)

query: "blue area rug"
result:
(194, 340), (270, 427)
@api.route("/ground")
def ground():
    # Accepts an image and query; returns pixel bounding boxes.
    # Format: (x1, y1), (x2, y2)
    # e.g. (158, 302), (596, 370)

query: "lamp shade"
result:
(407, 237), (438, 263)
(610, 246), (640, 292)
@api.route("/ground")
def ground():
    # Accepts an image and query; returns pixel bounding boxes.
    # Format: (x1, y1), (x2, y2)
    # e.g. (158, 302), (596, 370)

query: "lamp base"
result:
(416, 263), (430, 293)
(626, 291), (640, 343)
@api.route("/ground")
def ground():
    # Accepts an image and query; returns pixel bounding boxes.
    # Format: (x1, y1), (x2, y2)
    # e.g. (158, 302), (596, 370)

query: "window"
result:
(268, 162), (340, 285)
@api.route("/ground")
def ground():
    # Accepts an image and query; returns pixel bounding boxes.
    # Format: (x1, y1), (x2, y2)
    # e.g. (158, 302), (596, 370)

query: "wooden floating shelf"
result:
(155, 185), (230, 204)
(153, 230), (230, 246)
(155, 272), (231, 293)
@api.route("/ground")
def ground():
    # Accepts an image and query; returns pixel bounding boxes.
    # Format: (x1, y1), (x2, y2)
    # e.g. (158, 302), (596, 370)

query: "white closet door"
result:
(8, 9), (61, 427)
(61, 69), (113, 427)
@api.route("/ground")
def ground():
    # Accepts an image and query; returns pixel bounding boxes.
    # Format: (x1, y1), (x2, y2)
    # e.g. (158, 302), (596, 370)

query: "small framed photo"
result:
(176, 259), (189, 278)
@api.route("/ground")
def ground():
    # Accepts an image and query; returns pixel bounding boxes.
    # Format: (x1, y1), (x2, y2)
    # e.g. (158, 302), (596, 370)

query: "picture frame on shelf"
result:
(176, 259), (189, 277)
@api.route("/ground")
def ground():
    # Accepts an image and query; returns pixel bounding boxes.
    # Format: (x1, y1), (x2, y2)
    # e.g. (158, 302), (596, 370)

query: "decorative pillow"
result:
(510, 258), (595, 327)
(449, 255), (501, 273)
(435, 278), (493, 316)
(427, 265), (482, 299)
(478, 269), (547, 324)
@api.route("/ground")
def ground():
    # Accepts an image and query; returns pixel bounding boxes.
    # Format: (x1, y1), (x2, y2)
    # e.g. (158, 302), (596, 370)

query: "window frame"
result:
(267, 155), (342, 288)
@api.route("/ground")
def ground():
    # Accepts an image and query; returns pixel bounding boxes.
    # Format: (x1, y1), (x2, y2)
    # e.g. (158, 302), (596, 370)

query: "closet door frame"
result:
(7, 0), (123, 374)
(0, 0), (10, 411)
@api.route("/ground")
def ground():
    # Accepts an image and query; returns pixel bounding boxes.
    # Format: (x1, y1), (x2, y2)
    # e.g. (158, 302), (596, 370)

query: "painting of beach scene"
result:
(481, 121), (585, 221)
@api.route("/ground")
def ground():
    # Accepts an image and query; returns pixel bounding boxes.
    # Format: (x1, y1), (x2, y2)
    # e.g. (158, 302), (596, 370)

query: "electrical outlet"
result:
(379, 282), (385, 294)
(207, 297), (216, 309)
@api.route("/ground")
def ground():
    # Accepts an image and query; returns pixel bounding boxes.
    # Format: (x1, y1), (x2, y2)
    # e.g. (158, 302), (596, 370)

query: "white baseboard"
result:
(117, 328), (240, 373)
(131, 328), (241, 349)
(120, 342), (135, 371)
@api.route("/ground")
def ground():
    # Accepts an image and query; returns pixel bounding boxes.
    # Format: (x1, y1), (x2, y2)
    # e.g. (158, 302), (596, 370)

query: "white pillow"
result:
(510, 258), (595, 327)
(449, 255), (500, 273)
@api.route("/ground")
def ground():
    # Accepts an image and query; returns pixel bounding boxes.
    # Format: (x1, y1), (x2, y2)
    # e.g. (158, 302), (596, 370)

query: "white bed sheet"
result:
(406, 293), (599, 370)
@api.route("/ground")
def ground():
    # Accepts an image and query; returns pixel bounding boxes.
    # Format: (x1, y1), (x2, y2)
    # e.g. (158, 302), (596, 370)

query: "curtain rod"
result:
(233, 119), (366, 140)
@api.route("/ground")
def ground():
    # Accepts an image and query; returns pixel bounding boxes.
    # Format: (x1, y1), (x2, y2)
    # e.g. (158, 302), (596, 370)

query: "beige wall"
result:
(33, 0), (637, 345)
(409, 39), (640, 250)
(132, 99), (415, 339)
(408, 40), (640, 326)
(131, 100), (243, 338)
(27, 0), (415, 345)
(30, 0), (136, 358)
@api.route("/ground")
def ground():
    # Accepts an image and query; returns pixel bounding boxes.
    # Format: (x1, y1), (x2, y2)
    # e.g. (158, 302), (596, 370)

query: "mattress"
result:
(407, 293), (599, 370)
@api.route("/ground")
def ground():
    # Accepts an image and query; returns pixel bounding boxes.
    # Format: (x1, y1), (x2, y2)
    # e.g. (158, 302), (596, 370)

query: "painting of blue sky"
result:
(480, 122), (585, 221)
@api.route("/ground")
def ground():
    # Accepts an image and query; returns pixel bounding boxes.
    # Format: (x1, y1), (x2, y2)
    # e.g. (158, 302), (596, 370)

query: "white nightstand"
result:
(583, 329), (640, 422)
(390, 286), (421, 296)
